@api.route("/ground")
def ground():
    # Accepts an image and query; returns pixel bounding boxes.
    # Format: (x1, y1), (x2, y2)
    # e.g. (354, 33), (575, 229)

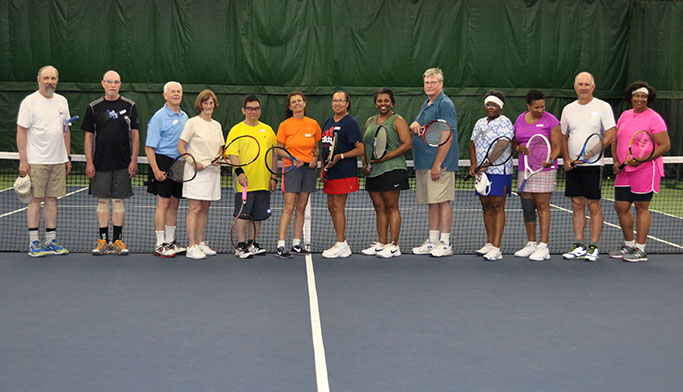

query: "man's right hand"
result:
(18, 160), (30, 177)
(86, 162), (96, 179)
(153, 168), (166, 182)
(409, 121), (420, 135)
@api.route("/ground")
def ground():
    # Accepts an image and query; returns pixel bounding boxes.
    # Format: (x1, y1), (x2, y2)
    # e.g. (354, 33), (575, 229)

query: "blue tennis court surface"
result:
(1, 252), (681, 391)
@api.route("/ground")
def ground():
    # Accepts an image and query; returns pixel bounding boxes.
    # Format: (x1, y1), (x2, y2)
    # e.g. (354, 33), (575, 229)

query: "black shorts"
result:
(233, 190), (272, 221)
(565, 166), (602, 200)
(614, 186), (653, 202)
(365, 169), (410, 192)
(89, 168), (134, 199)
(147, 154), (183, 199)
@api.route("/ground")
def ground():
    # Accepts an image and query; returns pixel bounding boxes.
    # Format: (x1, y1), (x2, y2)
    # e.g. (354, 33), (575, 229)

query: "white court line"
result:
(305, 254), (330, 392)
(0, 187), (89, 218)
(546, 201), (683, 250)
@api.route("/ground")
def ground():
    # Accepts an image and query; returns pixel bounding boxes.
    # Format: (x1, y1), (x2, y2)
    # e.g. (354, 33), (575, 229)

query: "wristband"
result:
(67, 156), (72, 161)
(234, 168), (245, 176)
(341, 153), (345, 160)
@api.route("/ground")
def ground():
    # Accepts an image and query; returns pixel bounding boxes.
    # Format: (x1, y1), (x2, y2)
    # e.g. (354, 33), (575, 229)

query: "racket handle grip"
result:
(241, 186), (247, 201)
(618, 162), (627, 170)
(463, 174), (472, 181)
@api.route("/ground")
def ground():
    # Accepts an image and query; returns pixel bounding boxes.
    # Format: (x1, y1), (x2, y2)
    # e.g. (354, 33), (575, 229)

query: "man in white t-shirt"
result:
(16, 65), (72, 257)
(560, 71), (616, 262)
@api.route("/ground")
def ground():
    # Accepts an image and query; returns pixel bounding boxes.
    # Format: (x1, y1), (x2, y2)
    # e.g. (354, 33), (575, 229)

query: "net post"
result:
(304, 195), (312, 251)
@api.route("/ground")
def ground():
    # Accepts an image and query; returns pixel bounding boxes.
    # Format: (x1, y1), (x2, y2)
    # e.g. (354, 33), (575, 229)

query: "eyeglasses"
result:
(103, 79), (121, 85)
(332, 99), (347, 104)
(244, 106), (261, 111)
(424, 81), (440, 86)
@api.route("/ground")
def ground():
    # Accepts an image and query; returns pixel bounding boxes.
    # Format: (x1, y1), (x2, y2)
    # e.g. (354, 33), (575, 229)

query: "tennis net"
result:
(1, 152), (682, 254)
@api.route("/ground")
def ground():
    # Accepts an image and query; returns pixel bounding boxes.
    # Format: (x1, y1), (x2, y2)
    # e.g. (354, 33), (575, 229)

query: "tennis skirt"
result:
(516, 169), (557, 193)
(182, 168), (221, 201)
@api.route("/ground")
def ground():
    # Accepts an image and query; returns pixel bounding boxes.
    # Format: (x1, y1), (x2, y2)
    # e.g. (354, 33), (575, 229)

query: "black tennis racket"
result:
(571, 132), (604, 166)
(618, 130), (655, 170)
(265, 146), (302, 175)
(165, 153), (198, 183)
(323, 131), (338, 173)
(464, 136), (512, 181)
(420, 119), (452, 147)
(213, 134), (261, 167)
(372, 124), (389, 160)
(230, 186), (256, 255)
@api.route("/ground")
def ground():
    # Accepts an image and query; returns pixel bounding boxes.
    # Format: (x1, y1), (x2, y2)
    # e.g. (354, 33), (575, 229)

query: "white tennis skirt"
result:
(182, 168), (221, 200)
(517, 169), (557, 193)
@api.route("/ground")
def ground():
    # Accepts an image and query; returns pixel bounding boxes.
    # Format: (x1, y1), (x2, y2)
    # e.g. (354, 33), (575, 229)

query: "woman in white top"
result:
(178, 89), (225, 259)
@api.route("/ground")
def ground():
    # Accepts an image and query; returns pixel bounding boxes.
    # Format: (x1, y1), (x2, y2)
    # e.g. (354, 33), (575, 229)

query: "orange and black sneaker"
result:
(92, 239), (110, 255)
(110, 239), (129, 255)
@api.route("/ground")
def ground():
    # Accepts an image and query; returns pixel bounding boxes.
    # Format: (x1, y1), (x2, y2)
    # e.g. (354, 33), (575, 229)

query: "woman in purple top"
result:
(512, 89), (562, 261)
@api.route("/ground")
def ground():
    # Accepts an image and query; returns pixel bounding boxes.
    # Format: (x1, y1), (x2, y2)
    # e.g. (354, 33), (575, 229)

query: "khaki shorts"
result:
(415, 169), (455, 204)
(30, 163), (66, 198)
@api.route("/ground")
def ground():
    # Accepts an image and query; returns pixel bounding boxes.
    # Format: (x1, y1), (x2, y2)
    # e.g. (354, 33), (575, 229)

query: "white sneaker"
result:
(234, 245), (254, 259)
(377, 243), (401, 258)
(361, 242), (385, 256)
(483, 247), (503, 261)
(514, 241), (537, 258)
(475, 243), (493, 256)
(186, 245), (207, 260)
(529, 243), (550, 261)
(412, 239), (435, 255)
(322, 242), (352, 259)
(168, 241), (186, 254)
(430, 241), (453, 257)
(198, 241), (216, 256)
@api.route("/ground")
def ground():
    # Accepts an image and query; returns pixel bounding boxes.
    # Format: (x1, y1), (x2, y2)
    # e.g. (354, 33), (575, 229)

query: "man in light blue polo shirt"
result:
(145, 81), (189, 257)
(409, 67), (459, 257)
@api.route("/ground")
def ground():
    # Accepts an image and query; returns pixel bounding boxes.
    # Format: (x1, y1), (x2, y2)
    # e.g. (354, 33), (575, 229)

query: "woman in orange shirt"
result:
(275, 92), (321, 258)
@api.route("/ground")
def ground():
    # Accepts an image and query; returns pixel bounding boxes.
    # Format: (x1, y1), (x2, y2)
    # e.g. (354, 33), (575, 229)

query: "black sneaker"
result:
(290, 244), (309, 255)
(276, 246), (292, 259)
(247, 241), (267, 256)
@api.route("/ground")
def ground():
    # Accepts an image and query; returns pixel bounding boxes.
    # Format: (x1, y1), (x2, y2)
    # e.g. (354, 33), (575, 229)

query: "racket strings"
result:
(582, 135), (604, 163)
(487, 139), (512, 166)
(630, 132), (655, 160)
(373, 128), (388, 159)
(526, 139), (550, 171)
(423, 122), (451, 146)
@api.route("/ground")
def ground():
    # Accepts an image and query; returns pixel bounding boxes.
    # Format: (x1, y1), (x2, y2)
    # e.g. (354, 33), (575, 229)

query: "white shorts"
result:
(182, 168), (221, 201)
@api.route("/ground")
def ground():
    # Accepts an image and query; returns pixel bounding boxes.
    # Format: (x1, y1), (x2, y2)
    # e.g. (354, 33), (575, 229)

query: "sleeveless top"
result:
(362, 113), (407, 178)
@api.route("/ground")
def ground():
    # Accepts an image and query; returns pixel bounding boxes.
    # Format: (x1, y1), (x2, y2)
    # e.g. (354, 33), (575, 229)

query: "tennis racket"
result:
(265, 146), (302, 175)
(212, 134), (261, 167)
(63, 115), (78, 134)
(372, 124), (389, 160)
(165, 153), (198, 183)
(230, 186), (256, 254)
(618, 130), (655, 170)
(323, 131), (338, 172)
(518, 134), (551, 192)
(571, 132), (604, 166)
(419, 119), (452, 147)
(464, 136), (513, 181)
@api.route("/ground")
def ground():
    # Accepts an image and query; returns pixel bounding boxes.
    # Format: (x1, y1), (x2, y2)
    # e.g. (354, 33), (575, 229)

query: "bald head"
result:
(102, 70), (122, 100)
(574, 71), (596, 103)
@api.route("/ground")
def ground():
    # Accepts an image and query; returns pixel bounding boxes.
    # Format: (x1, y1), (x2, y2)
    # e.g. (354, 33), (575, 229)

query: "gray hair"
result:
(163, 81), (182, 94)
(423, 67), (444, 83)
(574, 71), (595, 85)
(37, 65), (58, 80)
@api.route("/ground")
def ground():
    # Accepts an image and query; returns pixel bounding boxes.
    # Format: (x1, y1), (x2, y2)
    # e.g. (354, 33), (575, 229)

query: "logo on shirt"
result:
(107, 110), (119, 120)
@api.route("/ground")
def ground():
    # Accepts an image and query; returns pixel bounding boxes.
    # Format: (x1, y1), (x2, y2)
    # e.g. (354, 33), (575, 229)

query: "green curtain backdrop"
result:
(1, 0), (681, 156)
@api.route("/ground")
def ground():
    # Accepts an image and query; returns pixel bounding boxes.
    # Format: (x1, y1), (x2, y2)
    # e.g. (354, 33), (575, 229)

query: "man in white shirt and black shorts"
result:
(560, 71), (616, 262)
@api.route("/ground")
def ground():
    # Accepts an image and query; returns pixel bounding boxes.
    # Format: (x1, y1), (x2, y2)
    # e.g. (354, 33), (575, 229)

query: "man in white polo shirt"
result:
(16, 65), (72, 257)
(560, 71), (616, 262)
